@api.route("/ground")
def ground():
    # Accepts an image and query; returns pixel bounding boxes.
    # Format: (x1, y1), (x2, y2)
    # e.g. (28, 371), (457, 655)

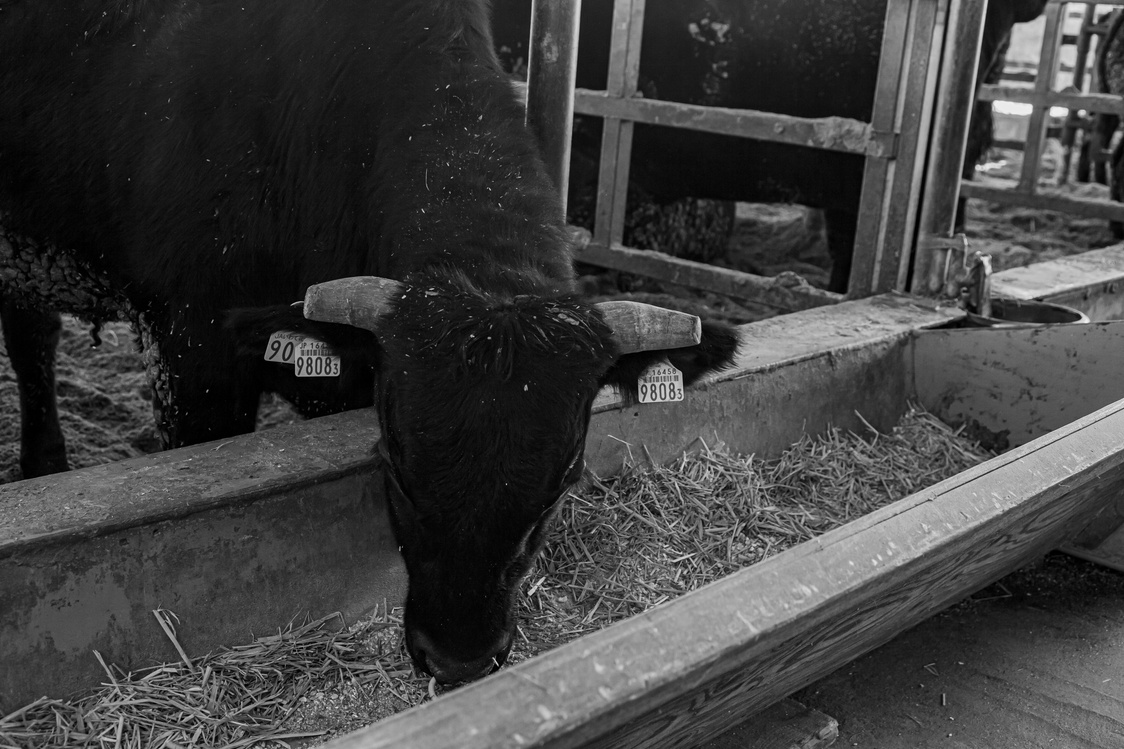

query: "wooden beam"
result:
(979, 86), (1124, 115)
(323, 396), (1124, 749)
(574, 238), (842, 312)
(573, 90), (890, 158)
(960, 179), (1124, 221)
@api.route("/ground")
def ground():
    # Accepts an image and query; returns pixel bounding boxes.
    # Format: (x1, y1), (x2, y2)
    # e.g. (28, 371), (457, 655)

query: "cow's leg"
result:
(1, 299), (68, 478)
(823, 207), (857, 294)
(144, 325), (260, 449)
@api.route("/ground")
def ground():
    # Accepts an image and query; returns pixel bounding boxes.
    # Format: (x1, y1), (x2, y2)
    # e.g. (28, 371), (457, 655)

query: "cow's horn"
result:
(303, 276), (407, 332)
(594, 301), (702, 354)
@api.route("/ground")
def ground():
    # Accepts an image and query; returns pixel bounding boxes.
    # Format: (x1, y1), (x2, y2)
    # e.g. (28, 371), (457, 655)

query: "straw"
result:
(0, 403), (993, 745)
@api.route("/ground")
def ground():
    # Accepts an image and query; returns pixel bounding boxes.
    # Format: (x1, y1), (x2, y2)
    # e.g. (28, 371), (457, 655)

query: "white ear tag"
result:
(637, 359), (684, 403)
(295, 338), (341, 378)
(264, 331), (306, 364)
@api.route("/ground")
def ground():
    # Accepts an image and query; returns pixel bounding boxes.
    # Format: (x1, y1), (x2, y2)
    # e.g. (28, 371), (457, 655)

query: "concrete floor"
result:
(794, 552), (1124, 748)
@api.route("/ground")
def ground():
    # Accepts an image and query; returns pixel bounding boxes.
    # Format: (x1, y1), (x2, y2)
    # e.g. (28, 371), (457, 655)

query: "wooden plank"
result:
(696, 699), (837, 749)
(573, 91), (889, 158)
(912, 322), (1124, 448)
(978, 86), (1124, 115)
(322, 397), (1124, 749)
(574, 238), (843, 312)
(1017, 2), (1065, 193)
(960, 179), (1124, 221)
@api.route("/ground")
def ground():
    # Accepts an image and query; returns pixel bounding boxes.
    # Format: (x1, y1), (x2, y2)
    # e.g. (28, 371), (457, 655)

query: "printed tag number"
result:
(264, 331), (305, 364)
(637, 361), (684, 404)
(295, 339), (341, 378)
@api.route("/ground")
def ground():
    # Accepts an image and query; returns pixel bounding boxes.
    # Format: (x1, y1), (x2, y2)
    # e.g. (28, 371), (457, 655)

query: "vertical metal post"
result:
(526, 0), (582, 212)
(848, 0), (941, 297)
(1017, 1), (1066, 194)
(911, 0), (989, 296)
(593, 0), (646, 249)
(1060, 3), (1097, 184)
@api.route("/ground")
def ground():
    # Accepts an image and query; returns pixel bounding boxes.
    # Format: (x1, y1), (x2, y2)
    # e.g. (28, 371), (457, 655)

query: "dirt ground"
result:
(795, 550), (1124, 749)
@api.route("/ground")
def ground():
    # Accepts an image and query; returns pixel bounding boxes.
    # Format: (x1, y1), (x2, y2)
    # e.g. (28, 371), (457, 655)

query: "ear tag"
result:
(295, 338), (341, 378)
(637, 358), (684, 404)
(264, 331), (306, 364)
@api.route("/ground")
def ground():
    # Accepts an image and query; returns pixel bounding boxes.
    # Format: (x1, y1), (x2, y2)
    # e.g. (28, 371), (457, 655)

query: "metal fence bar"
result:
(592, 0), (645, 248)
(850, 0), (940, 296)
(575, 93), (890, 158)
(1017, 2), (1066, 193)
(912, 0), (989, 296)
(978, 86), (1124, 114)
(1059, 2), (1097, 182)
(526, 0), (581, 212)
(961, 180), (1124, 220)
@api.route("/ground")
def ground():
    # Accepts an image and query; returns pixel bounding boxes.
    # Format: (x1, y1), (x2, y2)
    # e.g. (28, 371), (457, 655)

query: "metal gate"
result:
(522, 0), (995, 306)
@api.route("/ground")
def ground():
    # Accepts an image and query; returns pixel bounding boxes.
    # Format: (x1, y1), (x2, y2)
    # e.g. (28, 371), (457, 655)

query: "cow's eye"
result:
(563, 453), (586, 486)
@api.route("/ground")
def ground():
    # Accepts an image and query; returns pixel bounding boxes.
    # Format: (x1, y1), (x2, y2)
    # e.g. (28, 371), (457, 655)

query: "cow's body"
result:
(493, 0), (1048, 291)
(1, 0), (739, 683)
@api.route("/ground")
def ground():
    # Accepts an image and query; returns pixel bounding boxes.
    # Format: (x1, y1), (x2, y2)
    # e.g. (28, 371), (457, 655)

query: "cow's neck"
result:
(374, 60), (575, 301)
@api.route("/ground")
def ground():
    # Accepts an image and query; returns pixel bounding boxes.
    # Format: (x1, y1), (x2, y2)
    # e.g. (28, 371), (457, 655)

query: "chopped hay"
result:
(0, 609), (430, 749)
(514, 404), (993, 656)
(0, 404), (994, 746)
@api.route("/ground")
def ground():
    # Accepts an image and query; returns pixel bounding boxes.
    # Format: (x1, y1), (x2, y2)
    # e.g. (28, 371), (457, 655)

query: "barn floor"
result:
(783, 551), (1124, 749)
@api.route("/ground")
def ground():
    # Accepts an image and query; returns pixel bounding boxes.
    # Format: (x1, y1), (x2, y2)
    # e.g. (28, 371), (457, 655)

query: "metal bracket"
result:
(867, 129), (899, 159)
(916, 233), (992, 316)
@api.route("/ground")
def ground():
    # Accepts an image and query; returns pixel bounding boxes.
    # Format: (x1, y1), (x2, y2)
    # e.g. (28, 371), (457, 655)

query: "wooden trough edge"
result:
(324, 396), (1124, 749)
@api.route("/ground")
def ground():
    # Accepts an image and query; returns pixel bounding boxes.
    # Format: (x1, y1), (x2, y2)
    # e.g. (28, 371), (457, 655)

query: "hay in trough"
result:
(0, 404), (993, 745)
(0, 609), (429, 749)
(514, 404), (994, 656)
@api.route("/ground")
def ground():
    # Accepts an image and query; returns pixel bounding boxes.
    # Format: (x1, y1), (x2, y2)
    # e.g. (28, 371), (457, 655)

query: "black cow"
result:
(493, 0), (1048, 292)
(0, 0), (739, 684)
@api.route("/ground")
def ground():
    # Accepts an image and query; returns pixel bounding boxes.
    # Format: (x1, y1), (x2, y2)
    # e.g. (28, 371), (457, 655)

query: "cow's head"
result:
(231, 273), (740, 683)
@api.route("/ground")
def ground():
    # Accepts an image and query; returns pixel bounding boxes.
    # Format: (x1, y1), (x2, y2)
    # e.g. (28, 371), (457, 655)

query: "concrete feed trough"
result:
(4, 266), (1124, 747)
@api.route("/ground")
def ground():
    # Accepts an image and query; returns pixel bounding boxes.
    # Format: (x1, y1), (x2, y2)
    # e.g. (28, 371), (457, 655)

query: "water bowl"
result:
(962, 297), (1091, 328)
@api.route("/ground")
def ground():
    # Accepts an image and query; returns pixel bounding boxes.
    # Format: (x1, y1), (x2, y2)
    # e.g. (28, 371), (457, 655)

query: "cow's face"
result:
(297, 274), (737, 684)
(374, 284), (614, 683)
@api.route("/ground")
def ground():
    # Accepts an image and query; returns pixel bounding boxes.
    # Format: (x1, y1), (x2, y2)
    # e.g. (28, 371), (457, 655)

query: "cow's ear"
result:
(224, 305), (380, 364)
(599, 320), (741, 403)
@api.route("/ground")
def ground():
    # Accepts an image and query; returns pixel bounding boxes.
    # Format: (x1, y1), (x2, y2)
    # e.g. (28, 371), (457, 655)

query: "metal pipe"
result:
(525, 0), (582, 212)
(910, 0), (989, 296)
